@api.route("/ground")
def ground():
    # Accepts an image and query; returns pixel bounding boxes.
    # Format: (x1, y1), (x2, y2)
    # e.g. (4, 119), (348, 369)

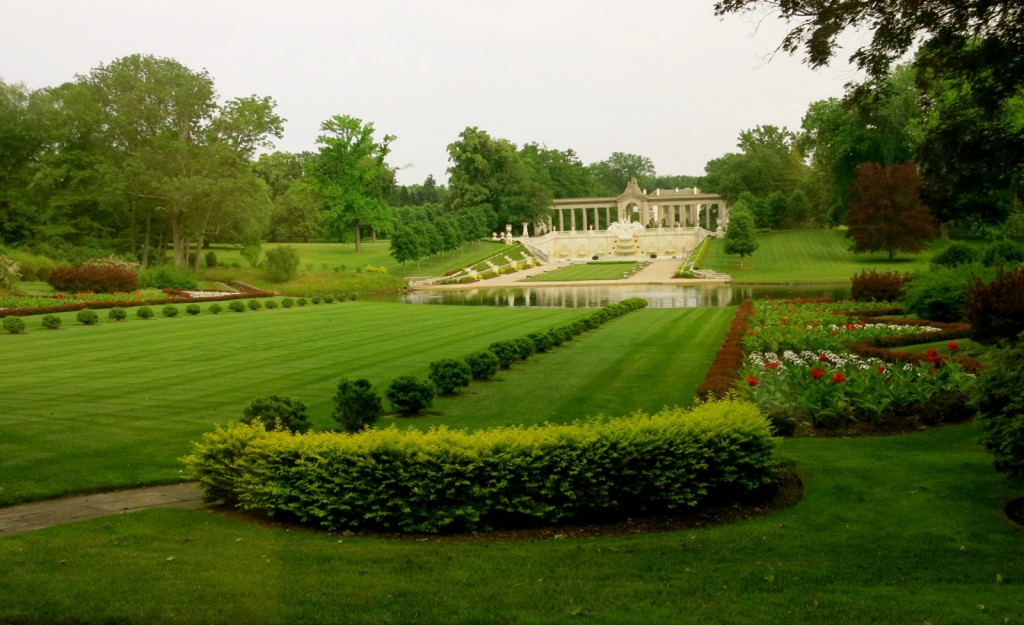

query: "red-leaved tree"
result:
(846, 162), (936, 261)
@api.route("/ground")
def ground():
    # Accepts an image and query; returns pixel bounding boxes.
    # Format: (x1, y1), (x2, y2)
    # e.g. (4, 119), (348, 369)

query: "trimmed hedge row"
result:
(697, 299), (753, 399)
(184, 398), (776, 534)
(0, 290), (278, 318)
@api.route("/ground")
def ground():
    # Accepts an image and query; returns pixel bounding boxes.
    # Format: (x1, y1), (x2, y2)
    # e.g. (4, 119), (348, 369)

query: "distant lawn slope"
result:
(525, 262), (644, 282)
(197, 240), (506, 294)
(702, 229), (940, 283)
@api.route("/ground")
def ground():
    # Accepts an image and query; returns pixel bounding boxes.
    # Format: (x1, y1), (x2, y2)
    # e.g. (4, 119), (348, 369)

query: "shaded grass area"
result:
(1, 424), (1020, 624)
(525, 262), (644, 282)
(0, 302), (590, 505)
(198, 240), (506, 294)
(414, 307), (733, 430)
(703, 229), (941, 283)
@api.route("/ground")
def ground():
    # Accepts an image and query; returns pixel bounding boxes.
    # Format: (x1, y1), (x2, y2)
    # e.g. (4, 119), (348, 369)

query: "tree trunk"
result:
(171, 208), (189, 268)
(354, 220), (362, 253)
(192, 235), (204, 273)
(141, 212), (152, 268)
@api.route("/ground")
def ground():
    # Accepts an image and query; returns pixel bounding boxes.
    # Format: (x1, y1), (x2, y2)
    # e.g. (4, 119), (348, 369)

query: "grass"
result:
(702, 229), (942, 283)
(525, 262), (645, 282)
(1, 424), (1020, 624)
(0, 301), (591, 505)
(197, 240), (506, 294)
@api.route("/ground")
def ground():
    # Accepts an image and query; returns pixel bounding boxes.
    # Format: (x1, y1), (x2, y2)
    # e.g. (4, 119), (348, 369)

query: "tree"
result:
(723, 203), (759, 268)
(846, 162), (936, 261)
(520, 143), (596, 198)
(389, 226), (421, 268)
(310, 115), (396, 252)
(703, 126), (808, 209)
(446, 127), (552, 232)
(589, 152), (656, 195)
(241, 395), (310, 434)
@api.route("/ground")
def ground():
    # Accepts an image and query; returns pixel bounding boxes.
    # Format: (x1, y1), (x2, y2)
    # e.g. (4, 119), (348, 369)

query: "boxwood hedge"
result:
(185, 398), (776, 534)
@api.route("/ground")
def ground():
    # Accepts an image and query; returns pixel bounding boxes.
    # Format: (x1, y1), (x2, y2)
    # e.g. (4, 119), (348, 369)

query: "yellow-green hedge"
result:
(184, 399), (776, 533)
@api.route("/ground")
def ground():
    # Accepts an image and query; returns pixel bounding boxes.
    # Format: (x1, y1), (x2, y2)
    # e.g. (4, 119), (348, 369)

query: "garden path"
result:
(0, 482), (204, 537)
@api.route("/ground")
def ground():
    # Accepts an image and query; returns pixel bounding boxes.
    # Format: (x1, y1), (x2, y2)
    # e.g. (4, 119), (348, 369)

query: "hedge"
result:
(184, 398), (776, 534)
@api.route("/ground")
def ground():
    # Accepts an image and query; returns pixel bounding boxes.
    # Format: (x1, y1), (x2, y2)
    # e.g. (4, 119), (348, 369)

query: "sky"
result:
(1, 0), (863, 186)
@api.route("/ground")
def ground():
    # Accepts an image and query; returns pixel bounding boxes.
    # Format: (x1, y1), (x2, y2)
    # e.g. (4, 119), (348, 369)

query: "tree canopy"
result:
(846, 162), (936, 260)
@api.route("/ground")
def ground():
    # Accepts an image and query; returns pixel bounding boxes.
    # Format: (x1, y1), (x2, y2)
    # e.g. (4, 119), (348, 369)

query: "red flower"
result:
(811, 368), (825, 381)
(782, 317), (789, 323)
(925, 348), (943, 364)
(765, 362), (780, 370)
(830, 330), (838, 336)
(747, 375), (760, 387)
(831, 372), (847, 384)
(947, 341), (959, 353)
(748, 331), (756, 337)
(844, 322), (857, 331)
(819, 353), (829, 362)
(877, 365), (887, 374)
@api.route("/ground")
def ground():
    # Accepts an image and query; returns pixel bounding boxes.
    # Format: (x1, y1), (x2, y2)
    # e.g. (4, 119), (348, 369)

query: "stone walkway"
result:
(0, 482), (205, 537)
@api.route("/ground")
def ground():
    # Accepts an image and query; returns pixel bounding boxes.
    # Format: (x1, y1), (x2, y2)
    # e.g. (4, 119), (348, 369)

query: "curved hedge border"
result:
(184, 398), (776, 534)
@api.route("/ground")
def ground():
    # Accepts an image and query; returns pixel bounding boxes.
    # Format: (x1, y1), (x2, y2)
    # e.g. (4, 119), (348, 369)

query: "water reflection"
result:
(365, 284), (852, 309)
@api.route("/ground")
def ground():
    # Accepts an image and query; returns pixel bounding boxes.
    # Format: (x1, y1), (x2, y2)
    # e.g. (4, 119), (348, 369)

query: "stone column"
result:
(570, 208), (576, 231)
(559, 209), (565, 231)
(581, 207), (588, 231)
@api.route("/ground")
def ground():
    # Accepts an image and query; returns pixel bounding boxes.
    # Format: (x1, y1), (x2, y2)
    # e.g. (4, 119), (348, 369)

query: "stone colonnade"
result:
(550, 201), (725, 232)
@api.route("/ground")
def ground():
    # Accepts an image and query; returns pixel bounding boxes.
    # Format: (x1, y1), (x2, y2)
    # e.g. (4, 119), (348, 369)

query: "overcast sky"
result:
(1, 0), (863, 186)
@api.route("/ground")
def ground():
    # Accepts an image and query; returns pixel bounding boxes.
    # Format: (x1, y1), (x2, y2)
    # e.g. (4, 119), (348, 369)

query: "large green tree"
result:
(310, 115), (396, 252)
(446, 127), (551, 232)
(723, 202), (759, 269)
(588, 152), (655, 196)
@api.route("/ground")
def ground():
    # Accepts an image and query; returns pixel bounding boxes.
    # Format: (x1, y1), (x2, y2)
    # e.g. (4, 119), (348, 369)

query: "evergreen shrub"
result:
(137, 264), (196, 289)
(297, 298), (307, 306)
(931, 243), (977, 267)
(3, 316), (26, 334)
(228, 301), (246, 313)
(971, 334), (1024, 477)
(515, 337), (536, 360)
(76, 309), (99, 325)
(185, 399), (776, 534)
(247, 299), (262, 311)
(429, 358), (472, 394)
(136, 306), (154, 319)
(242, 395), (311, 434)
(386, 375), (434, 415)
(204, 251), (218, 267)
(332, 378), (383, 433)
(464, 350), (500, 381)
(108, 307), (127, 321)
(851, 269), (912, 302)
(41, 315), (61, 330)
(527, 331), (552, 353)
(903, 267), (981, 322)
(264, 300), (278, 309)
(981, 241), (1024, 267)
(311, 297), (321, 304)
(281, 298), (294, 308)
(186, 304), (201, 315)
(488, 340), (520, 369)
(162, 305), (179, 318)
(209, 303), (223, 315)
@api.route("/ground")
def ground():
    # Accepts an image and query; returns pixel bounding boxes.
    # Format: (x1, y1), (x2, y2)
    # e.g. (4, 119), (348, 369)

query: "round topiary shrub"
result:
(264, 300), (278, 309)
(527, 331), (552, 353)
(931, 242), (978, 268)
(247, 299), (262, 311)
(488, 340), (520, 369)
(108, 307), (127, 321)
(241, 395), (311, 434)
(162, 305), (179, 318)
(76, 309), (99, 325)
(185, 304), (201, 315)
(136, 306), (154, 320)
(228, 300), (246, 313)
(41, 315), (62, 330)
(281, 298), (294, 308)
(3, 316), (26, 334)
(386, 376), (435, 415)
(547, 327), (566, 347)
(464, 350), (500, 381)
(209, 303), (223, 315)
(429, 358), (473, 395)
(332, 378), (383, 433)
(515, 337), (536, 360)
(311, 296), (321, 304)
(323, 295), (334, 304)
(204, 250), (218, 268)
(297, 298), (307, 307)
(981, 241), (1024, 267)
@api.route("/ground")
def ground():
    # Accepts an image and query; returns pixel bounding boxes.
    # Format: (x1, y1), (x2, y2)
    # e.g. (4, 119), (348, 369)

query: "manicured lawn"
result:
(702, 229), (941, 282)
(525, 261), (645, 282)
(1, 423), (1020, 624)
(418, 307), (733, 430)
(0, 301), (591, 505)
